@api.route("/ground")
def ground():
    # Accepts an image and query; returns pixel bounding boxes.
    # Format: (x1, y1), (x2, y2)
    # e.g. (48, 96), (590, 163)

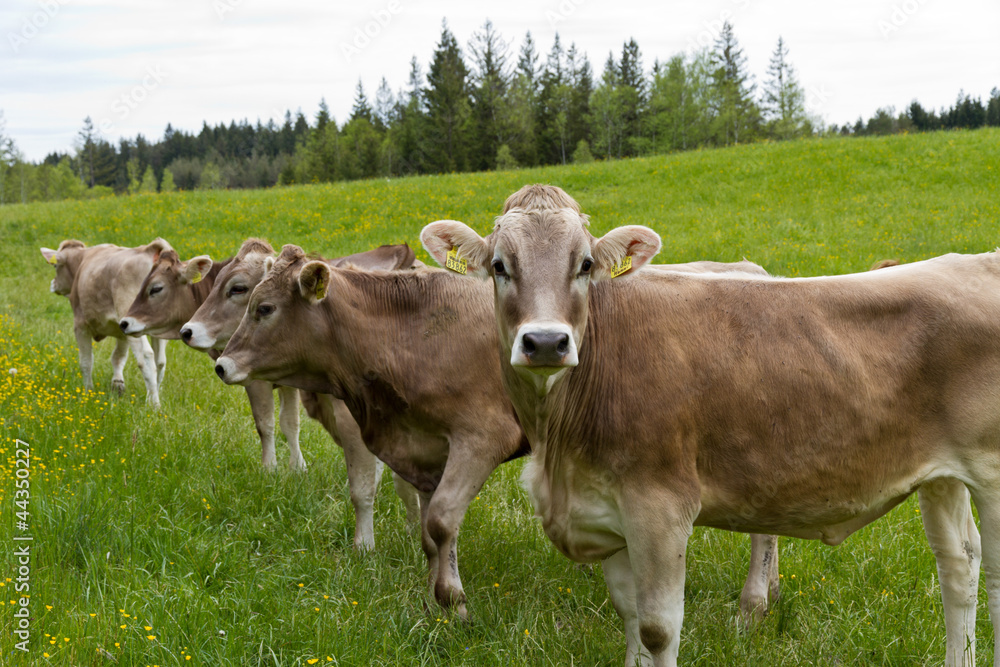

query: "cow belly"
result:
(696, 469), (938, 544)
(522, 455), (627, 562)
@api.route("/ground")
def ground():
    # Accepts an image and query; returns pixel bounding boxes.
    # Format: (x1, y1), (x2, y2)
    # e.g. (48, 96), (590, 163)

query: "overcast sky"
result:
(2, 0), (998, 161)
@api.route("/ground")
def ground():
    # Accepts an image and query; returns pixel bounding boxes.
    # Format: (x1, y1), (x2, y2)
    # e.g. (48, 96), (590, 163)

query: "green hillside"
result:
(1, 128), (999, 665)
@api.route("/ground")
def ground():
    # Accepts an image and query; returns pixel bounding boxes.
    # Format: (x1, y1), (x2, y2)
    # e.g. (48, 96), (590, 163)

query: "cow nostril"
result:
(215, 364), (225, 379)
(119, 320), (129, 331)
(180, 327), (192, 341)
(556, 335), (569, 356)
(522, 335), (536, 354)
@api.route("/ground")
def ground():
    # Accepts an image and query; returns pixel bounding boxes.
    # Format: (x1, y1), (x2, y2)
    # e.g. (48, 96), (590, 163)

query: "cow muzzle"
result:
(214, 356), (249, 385)
(119, 317), (145, 336)
(179, 321), (216, 350)
(511, 323), (578, 371)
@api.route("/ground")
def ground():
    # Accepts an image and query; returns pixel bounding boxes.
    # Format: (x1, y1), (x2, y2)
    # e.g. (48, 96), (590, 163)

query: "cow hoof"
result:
(289, 457), (308, 473)
(451, 602), (469, 622)
(111, 379), (126, 396)
(738, 601), (769, 627)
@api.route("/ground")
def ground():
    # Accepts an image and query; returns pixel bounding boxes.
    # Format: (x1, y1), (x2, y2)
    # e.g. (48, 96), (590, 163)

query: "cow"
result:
(498, 184), (780, 623)
(120, 238), (421, 549)
(212, 242), (785, 624)
(39, 238), (171, 409)
(420, 195), (996, 666)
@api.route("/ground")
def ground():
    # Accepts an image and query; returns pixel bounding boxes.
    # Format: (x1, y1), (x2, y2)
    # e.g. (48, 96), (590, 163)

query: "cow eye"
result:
(149, 285), (163, 296)
(228, 285), (248, 297)
(492, 260), (506, 276)
(256, 303), (275, 318)
(580, 258), (593, 275)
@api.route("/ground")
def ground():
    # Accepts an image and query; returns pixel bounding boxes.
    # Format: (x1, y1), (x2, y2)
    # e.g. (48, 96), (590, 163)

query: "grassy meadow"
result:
(2, 127), (1000, 666)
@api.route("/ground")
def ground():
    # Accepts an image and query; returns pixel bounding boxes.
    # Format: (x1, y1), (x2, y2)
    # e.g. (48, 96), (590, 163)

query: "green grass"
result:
(1, 128), (999, 665)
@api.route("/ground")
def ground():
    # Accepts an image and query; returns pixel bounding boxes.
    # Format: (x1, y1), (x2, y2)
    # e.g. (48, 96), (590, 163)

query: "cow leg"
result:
(303, 395), (381, 550)
(276, 385), (305, 472)
(326, 398), (382, 550)
(423, 450), (495, 619)
(621, 494), (696, 667)
(74, 328), (95, 391)
(109, 337), (128, 396)
(151, 337), (168, 388)
(920, 478), (979, 667)
(603, 548), (653, 667)
(417, 488), (439, 599)
(392, 473), (422, 525)
(739, 534), (780, 624)
(126, 335), (160, 408)
(969, 487), (1000, 667)
(244, 381), (277, 470)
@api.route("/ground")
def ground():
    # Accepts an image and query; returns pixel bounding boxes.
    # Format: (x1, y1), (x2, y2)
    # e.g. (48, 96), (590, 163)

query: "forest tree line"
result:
(1, 20), (998, 204)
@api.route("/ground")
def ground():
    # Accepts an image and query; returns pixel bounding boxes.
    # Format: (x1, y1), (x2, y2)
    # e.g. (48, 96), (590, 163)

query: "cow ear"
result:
(181, 255), (213, 284)
(420, 220), (490, 278)
(592, 225), (661, 281)
(41, 247), (59, 265)
(298, 261), (332, 304)
(146, 237), (172, 263)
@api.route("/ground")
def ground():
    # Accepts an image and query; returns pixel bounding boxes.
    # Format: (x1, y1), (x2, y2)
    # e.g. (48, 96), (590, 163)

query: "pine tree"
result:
(590, 52), (626, 159)
(987, 88), (1000, 127)
(0, 110), (17, 205)
(424, 21), (471, 173)
(350, 80), (373, 123)
(77, 116), (97, 187)
(710, 22), (759, 145)
(517, 31), (539, 88)
(566, 44), (593, 155)
(618, 38), (647, 155)
(468, 19), (512, 170)
(505, 32), (540, 166)
(762, 37), (808, 140)
(391, 56), (428, 175)
(374, 77), (395, 130)
(538, 34), (570, 164)
(315, 98), (331, 132)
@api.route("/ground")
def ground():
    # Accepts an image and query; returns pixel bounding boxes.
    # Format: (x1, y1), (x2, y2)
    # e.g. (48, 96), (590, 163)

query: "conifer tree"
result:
(762, 37), (808, 140)
(350, 80), (373, 123)
(468, 19), (512, 170)
(424, 20), (471, 173)
(710, 22), (759, 145)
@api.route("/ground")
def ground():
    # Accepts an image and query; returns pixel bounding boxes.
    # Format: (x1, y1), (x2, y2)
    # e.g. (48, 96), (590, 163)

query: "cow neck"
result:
(320, 267), (497, 429)
(501, 278), (648, 467)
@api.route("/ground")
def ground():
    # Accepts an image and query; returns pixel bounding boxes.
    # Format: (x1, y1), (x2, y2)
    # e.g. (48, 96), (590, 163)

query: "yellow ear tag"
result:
(47, 255), (58, 265)
(190, 273), (202, 284)
(315, 275), (327, 301)
(610, 256), (632, 278)
(446, 248), (467, 275)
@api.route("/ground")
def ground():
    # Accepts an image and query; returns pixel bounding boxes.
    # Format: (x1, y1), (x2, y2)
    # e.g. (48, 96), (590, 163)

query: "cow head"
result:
(215, 244), (333, 389)
(120, 249), (213, 338)
(422, 199), (660, 388)
(40, 239), (86, 296)
(181, 238), (273, 351)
